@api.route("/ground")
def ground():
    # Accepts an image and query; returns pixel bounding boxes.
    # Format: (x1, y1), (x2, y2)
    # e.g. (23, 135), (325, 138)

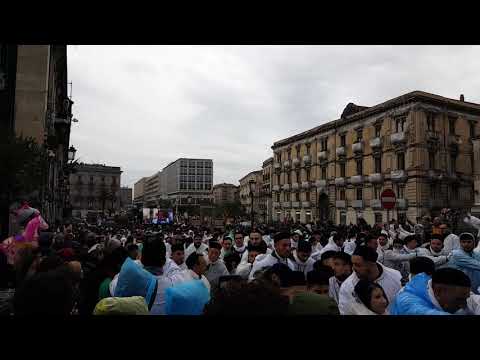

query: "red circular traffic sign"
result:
(380, 189), (396, 210)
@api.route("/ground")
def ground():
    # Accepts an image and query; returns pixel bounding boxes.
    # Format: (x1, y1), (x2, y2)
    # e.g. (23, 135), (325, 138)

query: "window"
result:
(397, 153), (405, 170)
(286, 192), (290, 201)
(306, 169), (310, 182)
(277, 174), (280, 185)
(356, 159), (363, 175)
(276, 193), (280, 202)
(322, 167), (327, 180)
(375, 156), (382, 173)
(374, 186), (380, 199)
(449, 117), (456, 134)
(306, 212), (312, 223)
(306, 191), (310, 201)
(426, 113), (435, 131)
(296, 212), (301, 222)
(398, 213), (407, 224)
(397, 185), (405, 199)
(450, 154), (456, 173)
(429, 151), (435, 170)
(356, 188), (363, 200)
(430, 184), (436, 199)
(340, 163), (346, 177)
(90, 176), (94, 184)
(321, 138), (328, 151)
(287, 151), (291, 160)
(340, 190), (345, 200)
(356, 129), (363, 142)
(340, 135), (346, 147)
(396, 117), (406, 132)
(451, 185), (459, 200)
(296, 170), (300, 183)
(375, 124), (381, 138)
(306, 143), (311, 154)
(340, 211), (347, 225)
(295, 193), (299, 201)
(470, 122), (476, 138)
(375, 213), (383, 224)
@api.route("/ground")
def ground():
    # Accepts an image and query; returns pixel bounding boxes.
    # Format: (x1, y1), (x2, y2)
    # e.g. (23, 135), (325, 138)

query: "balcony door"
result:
(318, 193), (329, 223)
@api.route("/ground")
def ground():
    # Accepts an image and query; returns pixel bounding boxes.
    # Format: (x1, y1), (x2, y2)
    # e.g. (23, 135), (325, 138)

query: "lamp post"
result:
(67, 145), (77, 162)
(249, 179), (256, 228)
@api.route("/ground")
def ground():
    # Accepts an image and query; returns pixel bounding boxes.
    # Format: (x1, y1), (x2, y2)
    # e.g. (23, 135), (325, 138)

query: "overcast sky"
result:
(67, 45), (480, 188)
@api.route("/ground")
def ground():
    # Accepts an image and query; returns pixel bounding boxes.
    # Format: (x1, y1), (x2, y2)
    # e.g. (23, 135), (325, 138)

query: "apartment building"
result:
(271, 91), (480, 225)
(239, 170), (263, 223)
(133, 177), (147, 207)
(212, 183), (239, 205)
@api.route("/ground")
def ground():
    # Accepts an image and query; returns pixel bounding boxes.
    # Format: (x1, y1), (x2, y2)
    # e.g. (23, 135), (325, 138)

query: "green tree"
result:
(0, 134), (48, 238)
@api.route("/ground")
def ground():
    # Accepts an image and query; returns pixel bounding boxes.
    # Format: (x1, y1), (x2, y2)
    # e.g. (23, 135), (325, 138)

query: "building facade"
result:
(133, 177), (147, 207)
(261, 157), (274, 224)
(0, 45), (73, 237)
(212, 183), (239, 205)
(271, 91), (480, 225)
(119, 187), (133, 209)
(69, 164), (122, 218)
(144, 172), (161, 208)
(239, 170), (263, 224)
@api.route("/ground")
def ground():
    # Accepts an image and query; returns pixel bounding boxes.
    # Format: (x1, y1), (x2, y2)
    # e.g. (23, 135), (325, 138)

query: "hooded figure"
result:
(93, 296), (149, 315)
(447, 233), (480, 294)
(165, 280), (210, 315)
(464, 214), (480, 242)
(113, 258), (158, 310)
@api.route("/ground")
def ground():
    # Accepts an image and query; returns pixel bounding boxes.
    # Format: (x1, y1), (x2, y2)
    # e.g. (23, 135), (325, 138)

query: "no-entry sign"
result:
(381, 189), (396, 210)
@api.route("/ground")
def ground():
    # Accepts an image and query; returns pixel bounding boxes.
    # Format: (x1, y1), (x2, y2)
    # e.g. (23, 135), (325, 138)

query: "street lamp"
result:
(249, 179), (256, 228)
(67, 145), (77, 162)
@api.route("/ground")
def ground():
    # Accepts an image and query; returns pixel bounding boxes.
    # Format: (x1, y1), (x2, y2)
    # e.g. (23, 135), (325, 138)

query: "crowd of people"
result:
(2, 202), (480, 316)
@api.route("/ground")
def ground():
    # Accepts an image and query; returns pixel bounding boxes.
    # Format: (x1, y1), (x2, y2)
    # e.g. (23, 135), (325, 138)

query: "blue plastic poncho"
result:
(165, 280), (210, 315)
(114, 257), (157, 307)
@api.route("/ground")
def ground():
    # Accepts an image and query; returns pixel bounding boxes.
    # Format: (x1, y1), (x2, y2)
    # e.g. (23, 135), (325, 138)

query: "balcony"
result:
(283, 201), (292, 208)
(428, 199), (445, 209)
(370, 199), (382, 209)
(303, 155), (312, 166)
(282, 184), (291, 191)
(335, 177), (346, 187)
(302, 201), (311, 208)
(391, 131), (407, 145)
(272, 185), (280, 192)
(352, 200), (364, 209)
(284, 160), (291, 168)
(318, 151), (328, 161)
(397, 199), (408, 210)
(292, 158), (301, 168)
(335, 200), (346, 208)
(368, 173), (383, 184)
(274, 162), (282, 171)
(291, 183), (300, 191)
(369, 137), (382, 150)
(315, 179), (327, 188)
(292, 201), (300, 208)
(273, 202), (281, 208)
(336, 146), (346, 157)
(390, 170), (407, 183)
(350, 175), (364, 185)
(352, 141), (364, 153)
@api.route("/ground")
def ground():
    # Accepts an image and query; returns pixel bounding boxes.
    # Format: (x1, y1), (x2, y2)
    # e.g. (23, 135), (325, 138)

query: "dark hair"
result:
(430, 235), (444, 243)
(432, 268), (471, 288)
(459, 233), (475, 242)
(333, 233), (344, 243)
(204, 280), (288, 316)
(14, 269), (74, 316)
(248, 241), (267, 254)
(186, 253), (203, 270)
(320, 250), (337, 263)
(306, 269), (331, 287)
(37, 255), (65, 273)
(297, 240), (312, 253)
(332, 251), (352, 266)
(208, 241), (222, 251)
(223, 252), (241, 273)
(141, 237), (166, 267)
(126, 244), (138, 252)
(409, 257), (435, 276)
(234, 231), (244, 238)
(354, 280), (389, 312)
(171, 243), (184, 253)
(312, 262), (335, 276)
(352, 245), (378, 263)
(273, 232), (291, 244)
(403, 235), (417, 245)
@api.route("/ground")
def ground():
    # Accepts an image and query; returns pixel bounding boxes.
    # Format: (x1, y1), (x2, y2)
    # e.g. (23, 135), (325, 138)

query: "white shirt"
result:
(338, 263), (402, 315)
(179, 269), (211, 293)
(443, 234), (460, 255)
(248, 251), (296, 281)
(328, 276), (342, 304)
(291, 251), (315, 276)
(184, 243), (209, 259)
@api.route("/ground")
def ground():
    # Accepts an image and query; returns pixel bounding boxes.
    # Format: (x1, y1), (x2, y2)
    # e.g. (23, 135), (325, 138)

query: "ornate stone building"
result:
(271, 91), (480, 225)
(69, 164), (122, 218)
(261, 157), (273, 224)
(212, 183), (239, 205)
(239, 170), (263, 223)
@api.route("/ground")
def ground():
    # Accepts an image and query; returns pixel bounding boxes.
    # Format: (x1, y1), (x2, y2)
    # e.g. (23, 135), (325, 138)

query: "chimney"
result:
(460, 94), (465, 102)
